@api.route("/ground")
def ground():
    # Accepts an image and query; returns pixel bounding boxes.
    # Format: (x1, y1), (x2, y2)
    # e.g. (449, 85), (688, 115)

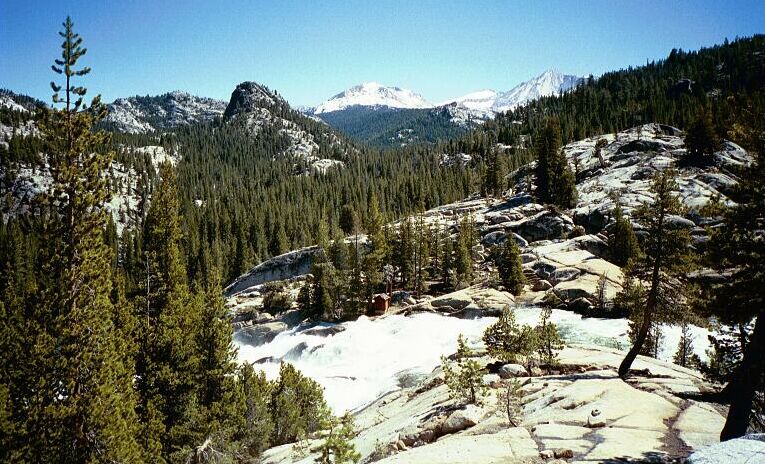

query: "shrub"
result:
(315, 413), (361, 464)
(441, 334), (487, 405)
(534, 308), (564, 366)
(262, 282), (293, 315)
(482, 305), (537, 364)
(270, 363), (330, 445)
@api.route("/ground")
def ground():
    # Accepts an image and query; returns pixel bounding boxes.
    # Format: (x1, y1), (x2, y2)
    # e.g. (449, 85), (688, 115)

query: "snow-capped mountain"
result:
(493, 69), (581, 113)
(103, 91), (227, 134)
(312, 82), (431, 114)
(441, 70), (583, 123)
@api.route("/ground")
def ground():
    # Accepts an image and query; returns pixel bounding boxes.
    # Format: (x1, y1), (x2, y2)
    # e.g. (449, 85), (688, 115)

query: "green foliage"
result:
(673, 323), (701, 369)
(270, 362), (331, 446)
(703, 96), (765, 439)
(608, 203), (641, 267)
(684, 107), (721, 165)
(482, 148), (505, 197)
(482, 36), (765, 148)
(496, 237), (526, 295)
(535, 308), (564, 366)
(482, 305), (537, 364)
(617, 170), (694, 378)
(317, 105), (469, 149)
(315, 413), (361, 464)
(262, 281), (293, 315)
(234, 363), (274, 459)
(455, 214), (475, 286)
(533, 117), (577, 208)
(441, 335), (488, 405)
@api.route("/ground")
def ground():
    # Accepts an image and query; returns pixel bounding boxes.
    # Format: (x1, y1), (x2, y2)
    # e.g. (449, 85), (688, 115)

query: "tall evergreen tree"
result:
(497, 237), (526, 295)
(15, 16), (142, 462)
(684, 107), (721, 165)
(138, 162), (203, 462)
(608, 202), (641, 266)
(705, 101), (765, 440)
(534, 117), (561, 204)
(617, 170), (694, 378)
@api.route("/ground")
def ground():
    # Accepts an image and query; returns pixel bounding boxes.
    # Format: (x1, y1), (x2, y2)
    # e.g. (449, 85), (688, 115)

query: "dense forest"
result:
(1, 15), (765, 462)
(316, 105), (470, 148)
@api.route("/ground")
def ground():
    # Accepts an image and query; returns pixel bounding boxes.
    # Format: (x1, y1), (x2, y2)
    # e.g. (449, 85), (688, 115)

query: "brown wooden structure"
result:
(368, 293), (390, 315)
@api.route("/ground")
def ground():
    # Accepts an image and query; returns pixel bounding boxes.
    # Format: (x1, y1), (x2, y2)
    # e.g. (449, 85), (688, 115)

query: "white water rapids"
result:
(235, 308), (712, 413)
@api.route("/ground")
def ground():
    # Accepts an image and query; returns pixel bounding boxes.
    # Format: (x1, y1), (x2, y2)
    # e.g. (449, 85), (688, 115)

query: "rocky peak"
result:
(224, 81), (285, 119)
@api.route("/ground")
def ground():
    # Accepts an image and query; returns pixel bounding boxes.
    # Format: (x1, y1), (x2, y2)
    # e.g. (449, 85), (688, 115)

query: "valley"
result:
(1, 9), (765, 464)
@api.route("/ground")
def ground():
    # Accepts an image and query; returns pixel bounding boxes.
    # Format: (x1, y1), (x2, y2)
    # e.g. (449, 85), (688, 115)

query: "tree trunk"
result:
(720, 311), (765, 441)
(618, 303), (653, 378)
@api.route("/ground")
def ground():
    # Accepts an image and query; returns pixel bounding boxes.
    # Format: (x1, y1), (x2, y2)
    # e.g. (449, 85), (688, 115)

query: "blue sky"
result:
(1, 0), (763, 107)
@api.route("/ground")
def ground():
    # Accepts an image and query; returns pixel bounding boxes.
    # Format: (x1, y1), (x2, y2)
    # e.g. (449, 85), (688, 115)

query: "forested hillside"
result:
(481, 35), (765, 146)
(316, 105), (471, 148)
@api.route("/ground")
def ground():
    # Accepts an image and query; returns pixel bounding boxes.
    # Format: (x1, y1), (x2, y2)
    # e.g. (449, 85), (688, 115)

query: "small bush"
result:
(441, 334), (487, 405)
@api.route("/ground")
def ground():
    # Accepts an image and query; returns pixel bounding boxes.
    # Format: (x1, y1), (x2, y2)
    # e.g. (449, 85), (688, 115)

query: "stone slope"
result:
(260, 345), (726, 463)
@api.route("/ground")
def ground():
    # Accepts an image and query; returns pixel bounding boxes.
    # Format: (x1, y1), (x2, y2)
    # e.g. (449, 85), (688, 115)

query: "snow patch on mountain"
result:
(225, 81), (353, 175)
(104, 91), (227, 134)
(313, 82), (431, 114)
(443, 70), (583, 124)
(0, 94), (30, 113)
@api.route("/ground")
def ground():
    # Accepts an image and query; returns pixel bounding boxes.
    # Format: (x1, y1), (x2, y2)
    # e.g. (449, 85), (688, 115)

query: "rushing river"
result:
(235, 308), (711, 413)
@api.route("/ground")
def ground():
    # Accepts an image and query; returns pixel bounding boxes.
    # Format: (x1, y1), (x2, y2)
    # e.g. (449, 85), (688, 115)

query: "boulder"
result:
(551, 267), (581, 284)
(499, 364), (528, 379)
(481, 230), (506, 246)
(514, 211), (575, 242)
(301, 324), (345, 337)
(567, 297), (594, 314)
(533, 280), (553, 292)
(687, 434), (765, 464)
(586, 409), (606, 428)
(233, 321), (288, 346)
(441, 405), (483, 435)
(431, 290), (472, 311)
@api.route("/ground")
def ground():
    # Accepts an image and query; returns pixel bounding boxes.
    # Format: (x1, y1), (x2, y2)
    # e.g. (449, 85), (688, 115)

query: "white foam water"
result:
(235, 308), (712, 413)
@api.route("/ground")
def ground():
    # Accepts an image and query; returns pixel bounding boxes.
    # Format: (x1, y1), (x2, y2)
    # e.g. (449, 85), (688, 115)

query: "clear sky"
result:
(1, 0), (763, 107)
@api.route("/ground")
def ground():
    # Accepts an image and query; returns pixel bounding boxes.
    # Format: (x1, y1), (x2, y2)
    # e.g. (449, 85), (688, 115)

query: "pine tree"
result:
(482, 148), (504, 197)
(533, 117), (577, 207)
(673, 323), (700, 369)
(618, 170), (694, 378)
(441, 335), (487, 405)
(21, 17), (145, 463)
(339, 204), (357, 235)
(363, 195), (389, 300)
(608, 202), (641, 266)
(497, 237), (526, 295)
(482, 305), (537, 364)
(705, 101), (765, 440)
(269, 221), (288, 256)
(535, 308), (564, 365)
(455, 214), (474, 286)
(534, 117), (561, 204)
(139, 161), (203, 461)
(548, 147), (577, 208)
(315, 413), (361, 464)
(233, 363), (274, 459)
(395, 217), (415, 288)
(269, 363), (330, 446)
(684, 108), (721, 165)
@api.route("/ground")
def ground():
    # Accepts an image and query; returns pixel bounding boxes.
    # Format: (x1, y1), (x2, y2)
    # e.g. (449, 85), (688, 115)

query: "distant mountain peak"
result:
(440, 70), (583, 123)
(224, 81), (286, 119)
(313, 82), (431, 114)
(104, 91), (226, 134)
